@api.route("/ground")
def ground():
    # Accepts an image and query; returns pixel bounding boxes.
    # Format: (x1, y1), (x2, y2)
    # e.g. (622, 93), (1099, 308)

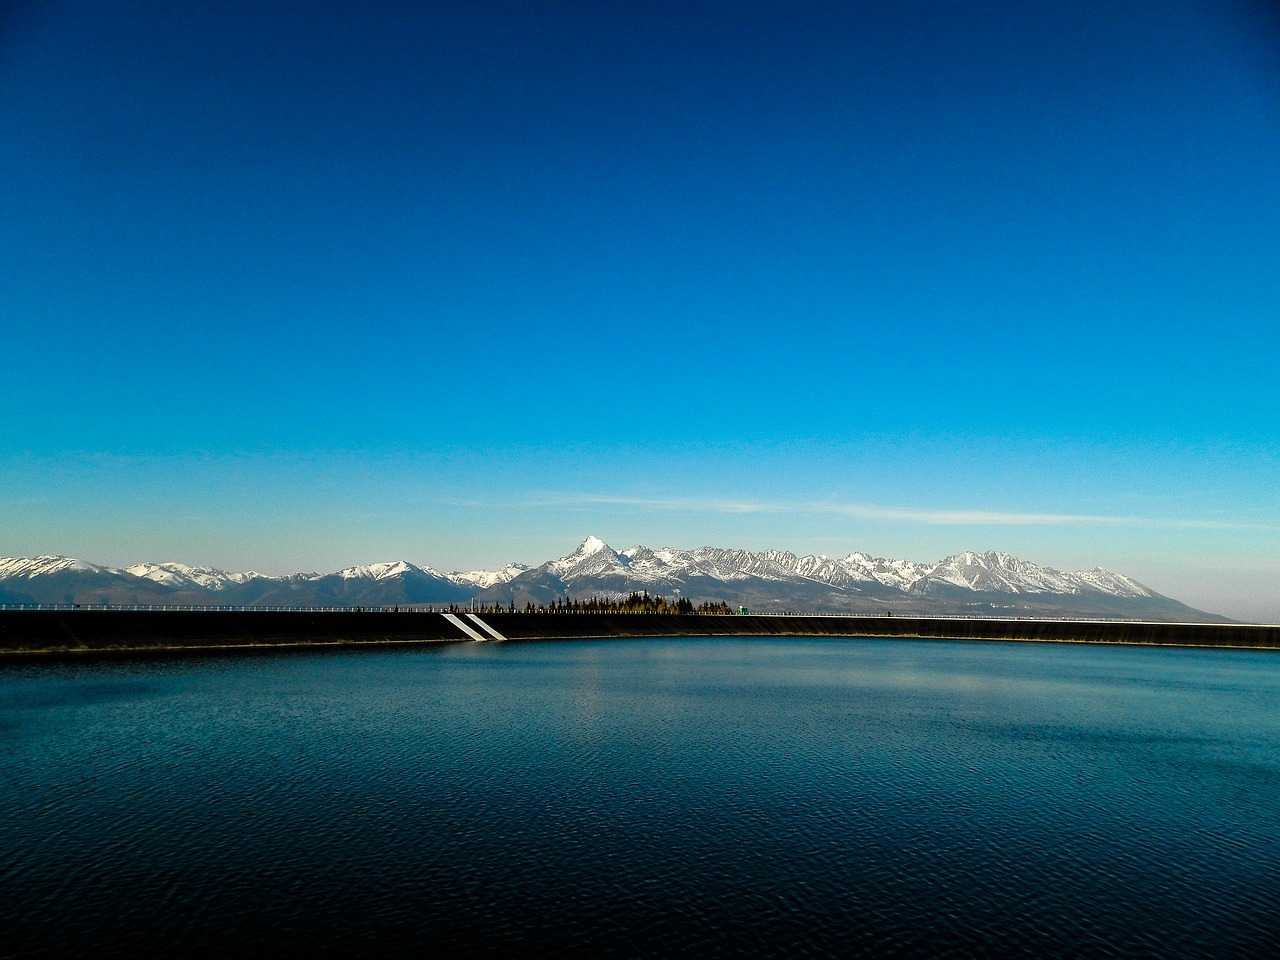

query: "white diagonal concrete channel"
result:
(442, 613), (487, 641)
(466, 614), (507, 641)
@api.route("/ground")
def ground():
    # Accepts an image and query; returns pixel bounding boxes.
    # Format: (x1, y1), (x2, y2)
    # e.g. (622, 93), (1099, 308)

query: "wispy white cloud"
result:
(530, 495), (774, 514)
(523, 494), (1273, 531)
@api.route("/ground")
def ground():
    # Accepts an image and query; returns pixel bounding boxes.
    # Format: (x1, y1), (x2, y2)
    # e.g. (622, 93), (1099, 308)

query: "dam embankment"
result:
(1, 610), (1278, 659)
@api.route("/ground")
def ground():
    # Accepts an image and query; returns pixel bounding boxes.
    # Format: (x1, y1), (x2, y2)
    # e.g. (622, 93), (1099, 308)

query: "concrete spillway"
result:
(1, 610), (1278, 659)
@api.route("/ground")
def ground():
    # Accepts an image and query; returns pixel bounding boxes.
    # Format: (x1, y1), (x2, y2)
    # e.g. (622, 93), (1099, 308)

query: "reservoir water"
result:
(2, 636), (1278, 958)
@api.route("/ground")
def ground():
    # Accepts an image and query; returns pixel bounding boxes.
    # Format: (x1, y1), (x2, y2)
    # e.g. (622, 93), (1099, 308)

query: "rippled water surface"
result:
(3, 637), (1279, 958)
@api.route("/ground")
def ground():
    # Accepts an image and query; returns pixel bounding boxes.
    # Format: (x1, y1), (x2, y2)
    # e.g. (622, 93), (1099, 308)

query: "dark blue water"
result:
(2, 637), (1279, 958)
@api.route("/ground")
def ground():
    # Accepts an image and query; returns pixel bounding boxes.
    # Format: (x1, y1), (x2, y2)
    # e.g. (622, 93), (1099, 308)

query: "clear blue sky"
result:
(3, 1), (1278, 619)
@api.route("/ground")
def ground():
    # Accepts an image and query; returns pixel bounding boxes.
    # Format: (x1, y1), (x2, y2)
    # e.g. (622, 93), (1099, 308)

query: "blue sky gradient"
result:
(3, 1), (1278, 618)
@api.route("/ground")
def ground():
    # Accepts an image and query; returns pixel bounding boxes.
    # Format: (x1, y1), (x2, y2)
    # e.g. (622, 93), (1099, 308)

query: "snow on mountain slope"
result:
(579, 535), (609, 555)
(123, 562), (267, 590)
(913, 551), (1158, 596)
(683, 547), (790, 581)
(546, 536), (634, 580)
(920, 551), (1071, 593)
(1071, 567), (1156, 598)
(839, 553), (932, 589)
(0, 556), (112, 578)
(337, 560), (420, 581)
(447, 563), (530, 589)
(615, 546), (684, 577)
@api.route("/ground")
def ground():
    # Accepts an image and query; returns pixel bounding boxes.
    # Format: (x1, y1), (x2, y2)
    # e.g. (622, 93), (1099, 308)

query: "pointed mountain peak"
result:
(576, 535), (611, 556)
(544, 536), (627, 578)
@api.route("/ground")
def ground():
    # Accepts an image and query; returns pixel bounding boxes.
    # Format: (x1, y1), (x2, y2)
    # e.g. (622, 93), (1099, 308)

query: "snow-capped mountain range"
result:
(0, 538), (1224, 621)
(0, 555), (527, 593)
(522, 535), (1155, 598)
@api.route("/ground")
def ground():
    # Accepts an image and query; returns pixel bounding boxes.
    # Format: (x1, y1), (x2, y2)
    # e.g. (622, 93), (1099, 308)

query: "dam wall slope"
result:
(1, 610), (1278, 658)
